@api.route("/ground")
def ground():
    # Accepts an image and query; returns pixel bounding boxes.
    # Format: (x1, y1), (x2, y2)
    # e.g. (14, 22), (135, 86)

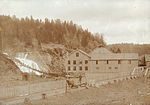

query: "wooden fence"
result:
(0, 80), (65, 99)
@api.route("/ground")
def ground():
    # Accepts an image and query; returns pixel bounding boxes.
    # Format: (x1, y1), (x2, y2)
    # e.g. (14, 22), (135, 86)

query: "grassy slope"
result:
(0, 53), (22, 82)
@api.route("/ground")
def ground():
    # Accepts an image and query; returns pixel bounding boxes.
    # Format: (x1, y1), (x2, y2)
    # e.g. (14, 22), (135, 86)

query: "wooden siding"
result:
(65, 50), (90, 72)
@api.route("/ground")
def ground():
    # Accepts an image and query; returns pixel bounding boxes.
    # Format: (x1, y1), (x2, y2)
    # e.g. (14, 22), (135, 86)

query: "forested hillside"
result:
(107, 44), (150, 55)
(0, 15), (149, 56)
(0, 15), (105, 53)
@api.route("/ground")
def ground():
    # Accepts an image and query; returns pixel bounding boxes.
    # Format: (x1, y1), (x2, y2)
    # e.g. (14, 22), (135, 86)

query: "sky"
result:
(0, 0), (150, 44)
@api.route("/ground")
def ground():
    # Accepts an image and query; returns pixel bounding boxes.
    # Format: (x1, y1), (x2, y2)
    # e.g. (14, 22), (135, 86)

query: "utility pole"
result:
(0, 27), (3, 53)
(65, 72), (68, 93)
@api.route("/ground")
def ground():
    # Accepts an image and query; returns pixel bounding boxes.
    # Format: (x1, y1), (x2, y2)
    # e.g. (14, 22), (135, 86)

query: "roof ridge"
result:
(68, 49), (91, 58)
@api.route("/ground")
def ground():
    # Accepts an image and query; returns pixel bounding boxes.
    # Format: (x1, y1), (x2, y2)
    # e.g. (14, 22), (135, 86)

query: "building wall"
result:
(146, 61), (150, 67)
(86, 59), (138, 83)
(89, 59), (138, 74)
(65, 50), (90, 73)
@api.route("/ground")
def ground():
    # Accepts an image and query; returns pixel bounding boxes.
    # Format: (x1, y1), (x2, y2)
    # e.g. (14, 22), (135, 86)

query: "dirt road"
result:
(12, 77), (150, 105)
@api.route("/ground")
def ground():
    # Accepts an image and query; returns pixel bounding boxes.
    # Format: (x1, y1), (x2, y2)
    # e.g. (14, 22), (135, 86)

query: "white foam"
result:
(15, 57), (41, 75)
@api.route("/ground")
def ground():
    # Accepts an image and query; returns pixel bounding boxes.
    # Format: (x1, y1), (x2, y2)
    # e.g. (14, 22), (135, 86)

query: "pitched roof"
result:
(145, 54), (150, 61)
(91, 53), (138, 60)
(90, 47), (112, 55)
(69, 49), (91, 58)
(90, 47), (138, 60)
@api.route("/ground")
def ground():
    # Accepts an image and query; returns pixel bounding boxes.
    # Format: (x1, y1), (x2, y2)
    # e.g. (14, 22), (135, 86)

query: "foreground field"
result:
(13, 77), (150, 105)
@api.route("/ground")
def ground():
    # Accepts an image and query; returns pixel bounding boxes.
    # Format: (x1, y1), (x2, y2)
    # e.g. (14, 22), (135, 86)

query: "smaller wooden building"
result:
(139, 54), (150, 67)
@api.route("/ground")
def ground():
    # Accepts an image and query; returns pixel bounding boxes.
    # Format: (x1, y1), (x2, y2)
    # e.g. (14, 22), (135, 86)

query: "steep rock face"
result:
(0, 53), (22, 80)
(42, 44), (68, 74)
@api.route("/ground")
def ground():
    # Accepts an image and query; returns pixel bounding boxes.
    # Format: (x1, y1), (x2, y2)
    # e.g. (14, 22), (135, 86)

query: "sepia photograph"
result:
(0, 0), (150, 105)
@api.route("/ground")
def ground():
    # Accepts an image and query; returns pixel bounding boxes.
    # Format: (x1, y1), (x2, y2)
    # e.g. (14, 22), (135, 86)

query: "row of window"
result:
(68, 60), (88, 64)
(109, 67), (118, 69)
(96, 67), (118, 70)
(68, 60), (132, 65)
(68, 66), (88, 71)
(95, 60), (131, 64)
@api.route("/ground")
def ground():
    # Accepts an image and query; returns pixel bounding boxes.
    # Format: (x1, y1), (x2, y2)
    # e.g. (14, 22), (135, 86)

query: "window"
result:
(73, 66), (76, 71)
(85, 66), (88, 71)
(79, 61), (82, 64)
(68, 66), (71, 71)
(96, 60), (98, 64)
(79, 66), (82, 71)
(115, 67), (118, 69)
(68, 60), (70, 64)
(118, 60), (121, 64)
(76, 53), (79, 57)
(109, 67), (111, 69)
(128, 60), (131, 64)
(85, 60), (88, 64)
(107, 60), (109, 64)
(73, 60), (76, 64)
